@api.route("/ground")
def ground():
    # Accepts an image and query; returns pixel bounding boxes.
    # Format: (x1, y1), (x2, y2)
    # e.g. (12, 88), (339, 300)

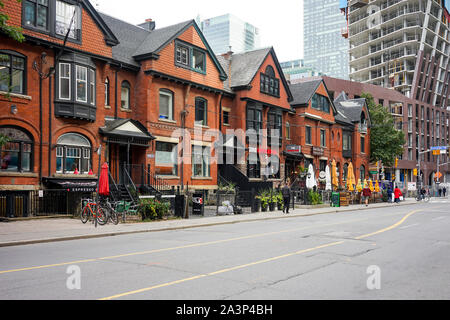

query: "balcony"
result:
(350, 0), (368, 9)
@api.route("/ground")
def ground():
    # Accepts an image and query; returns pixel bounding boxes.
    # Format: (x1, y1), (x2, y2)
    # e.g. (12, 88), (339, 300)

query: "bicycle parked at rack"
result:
(80, 198), (105, 227)
(97, 197), (119, 225)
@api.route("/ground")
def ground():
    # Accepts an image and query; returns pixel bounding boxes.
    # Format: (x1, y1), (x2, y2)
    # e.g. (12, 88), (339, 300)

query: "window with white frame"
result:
(76, 65), (87, 103)
(192, 145), (210, 177)
(58, 63), (71, 100)
(56, 133), (91, 174)
(121, 81), (130, 109)
(89, 69), (95, 105)
(159, 89), (173, 120)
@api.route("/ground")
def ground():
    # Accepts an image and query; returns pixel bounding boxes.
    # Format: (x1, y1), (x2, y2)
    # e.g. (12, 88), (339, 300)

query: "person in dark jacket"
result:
(281, 182), (291, 214)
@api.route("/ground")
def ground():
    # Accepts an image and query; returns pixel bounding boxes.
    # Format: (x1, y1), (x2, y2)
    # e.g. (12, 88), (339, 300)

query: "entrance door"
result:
(118, 145), (129, 185)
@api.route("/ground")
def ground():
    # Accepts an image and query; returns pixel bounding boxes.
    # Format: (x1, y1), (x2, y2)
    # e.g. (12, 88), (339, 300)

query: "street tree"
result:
(362, 92), (405, 167)
(0, 0), (24, 42)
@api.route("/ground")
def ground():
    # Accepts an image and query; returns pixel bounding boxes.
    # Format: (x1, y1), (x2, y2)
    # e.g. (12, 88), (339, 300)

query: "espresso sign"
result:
(286, 145), (301, 153)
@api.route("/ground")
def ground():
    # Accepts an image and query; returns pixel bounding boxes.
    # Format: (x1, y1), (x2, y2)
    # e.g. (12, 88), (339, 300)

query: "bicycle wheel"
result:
(80, 205), (90, 224)
(424, 195), (430, 202)
(97, 206), (108, 226)
(110, 208), (119, 225)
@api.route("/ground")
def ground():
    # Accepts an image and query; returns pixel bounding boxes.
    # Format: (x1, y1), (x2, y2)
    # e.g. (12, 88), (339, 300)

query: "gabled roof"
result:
(99, 118), (155, 141)
(99, 12), (149, 67)
(289, 79), (322, 106)
(217, 47), (293, 101)
(98, 14), (227, 79)
(80, 1), (119, 46)
(334, 91), (371, 124)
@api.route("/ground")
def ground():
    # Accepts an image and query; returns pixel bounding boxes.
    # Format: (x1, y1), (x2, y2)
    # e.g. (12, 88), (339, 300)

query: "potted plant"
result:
(268, 192), (276, 211)
(297, 165), (308, 179)
(258, 190), (270, 212)
(275, 191), (284, 211)
(253, 196), (261, 212)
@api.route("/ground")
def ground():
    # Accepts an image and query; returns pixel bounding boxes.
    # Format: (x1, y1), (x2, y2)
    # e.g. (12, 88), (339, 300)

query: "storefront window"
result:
(0, 127), (33, 173)
(155, 142), (178, 176)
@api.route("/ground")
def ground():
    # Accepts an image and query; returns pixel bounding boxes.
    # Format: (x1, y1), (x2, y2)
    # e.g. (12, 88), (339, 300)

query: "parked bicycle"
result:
(97, 197), (119, 225)
(80, 198), (106, 227)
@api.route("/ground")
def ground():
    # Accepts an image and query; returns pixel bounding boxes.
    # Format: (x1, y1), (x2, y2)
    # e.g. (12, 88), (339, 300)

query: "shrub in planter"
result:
(140, 198), (170, 221)
(253, 198), (261, 212)
(308, 190), (323, 205)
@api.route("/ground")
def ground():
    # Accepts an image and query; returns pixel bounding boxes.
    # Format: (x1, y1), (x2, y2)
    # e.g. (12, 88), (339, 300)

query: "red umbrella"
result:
(98, 162), (109, 196)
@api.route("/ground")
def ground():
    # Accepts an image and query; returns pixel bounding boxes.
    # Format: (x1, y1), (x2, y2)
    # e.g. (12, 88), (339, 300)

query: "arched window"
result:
(360, 165), (366, 180)
(104, 77), (110, 106)
(121, 81), (131, 109)
(56, 133), (91, 174)
(0, 126), (33, 172)
(260, 65), (280, 97)
(159, 89), (174, 120)
(343, 163), (349, 181)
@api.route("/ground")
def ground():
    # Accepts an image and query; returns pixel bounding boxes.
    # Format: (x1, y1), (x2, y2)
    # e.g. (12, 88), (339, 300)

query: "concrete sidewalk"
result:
(0, 199), (419, 247)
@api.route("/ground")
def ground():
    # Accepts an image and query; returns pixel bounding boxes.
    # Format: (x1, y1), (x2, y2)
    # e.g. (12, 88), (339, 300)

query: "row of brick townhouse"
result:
(0, 0), (371, 217)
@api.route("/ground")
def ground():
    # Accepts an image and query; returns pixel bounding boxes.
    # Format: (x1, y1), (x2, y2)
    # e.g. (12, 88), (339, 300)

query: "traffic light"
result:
(413, 168), (417, 176)
(395, 157), (398, 168)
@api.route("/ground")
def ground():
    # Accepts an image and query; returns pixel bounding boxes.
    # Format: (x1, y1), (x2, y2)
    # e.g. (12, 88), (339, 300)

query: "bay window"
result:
(76, 65), (87, 103)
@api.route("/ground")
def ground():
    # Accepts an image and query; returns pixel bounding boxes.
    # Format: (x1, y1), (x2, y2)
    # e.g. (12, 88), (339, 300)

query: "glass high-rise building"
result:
(303, 0), (349, 79)
(200, 14), (261, 55)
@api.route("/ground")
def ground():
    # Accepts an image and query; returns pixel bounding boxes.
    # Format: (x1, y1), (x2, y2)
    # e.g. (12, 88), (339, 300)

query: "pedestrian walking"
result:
(438, 188), (442, 197)
(394, 186), (402, 204)
(443, 187), (447, 197)
(387, 186), (393, 203)
(361, 185), (372, 207)
(281, 182), (291, 214)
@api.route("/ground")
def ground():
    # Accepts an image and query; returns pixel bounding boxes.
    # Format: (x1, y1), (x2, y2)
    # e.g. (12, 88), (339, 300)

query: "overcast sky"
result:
(91, 0), (304, 62)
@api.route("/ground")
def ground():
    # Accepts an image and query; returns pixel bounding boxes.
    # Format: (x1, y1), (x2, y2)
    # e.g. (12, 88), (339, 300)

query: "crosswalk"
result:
(429, 197), (450, 203)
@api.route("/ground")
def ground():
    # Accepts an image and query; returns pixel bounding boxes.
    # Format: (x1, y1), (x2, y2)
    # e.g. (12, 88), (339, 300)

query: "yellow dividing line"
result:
(0, 216), (376, 275)
(99, 208), (422, 300)
(99, 240), (345, 300)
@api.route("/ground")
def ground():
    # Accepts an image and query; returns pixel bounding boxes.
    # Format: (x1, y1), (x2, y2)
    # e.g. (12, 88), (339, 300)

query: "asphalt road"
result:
(0, 201), (449, 300)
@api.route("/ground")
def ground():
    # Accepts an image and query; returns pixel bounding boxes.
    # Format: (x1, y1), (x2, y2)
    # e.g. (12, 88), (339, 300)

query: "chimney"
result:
(138, 18), (156, 31)
(221, 46), (234, 60)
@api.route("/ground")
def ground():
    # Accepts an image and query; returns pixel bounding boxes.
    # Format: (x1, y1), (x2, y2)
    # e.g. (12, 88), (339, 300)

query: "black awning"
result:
(283, 151), (304, 160)
(43, 178), (97, 192)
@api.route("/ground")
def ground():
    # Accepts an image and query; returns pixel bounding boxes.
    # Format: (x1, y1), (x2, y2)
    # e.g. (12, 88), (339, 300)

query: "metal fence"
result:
(30, 190), (95, 217)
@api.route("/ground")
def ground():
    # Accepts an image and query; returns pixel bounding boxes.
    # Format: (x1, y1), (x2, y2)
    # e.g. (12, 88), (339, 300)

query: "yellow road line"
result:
(0, 216), (376, 275)
(99, 240), (345, 300)
(99, 208), (422, 300)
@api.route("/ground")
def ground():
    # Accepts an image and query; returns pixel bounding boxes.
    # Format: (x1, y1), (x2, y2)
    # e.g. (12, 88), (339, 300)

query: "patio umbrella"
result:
(325, 165), (332, 191)
(98, 162), (110, 196)
(369, 179), (374, 192)
(306, 164), (316, 189)
(347, 162), (355, 191)
(331, 160), (339, 189)
(375, 180), (380, 192)
(356, 179), (363, 193)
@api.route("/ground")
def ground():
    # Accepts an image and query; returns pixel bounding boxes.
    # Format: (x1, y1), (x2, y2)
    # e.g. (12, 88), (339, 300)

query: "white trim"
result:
(155, 136), (179, 143)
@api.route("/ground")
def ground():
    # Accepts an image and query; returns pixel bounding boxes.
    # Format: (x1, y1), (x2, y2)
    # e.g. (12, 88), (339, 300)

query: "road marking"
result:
(99, 208), (421, 300)
(432, 216), (446, 221)
(0, 216), (379, 275)
(99, 240), (345, 301)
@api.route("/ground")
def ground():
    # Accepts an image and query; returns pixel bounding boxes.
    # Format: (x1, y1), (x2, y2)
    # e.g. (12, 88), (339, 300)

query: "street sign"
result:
(430, 146), (447, 150)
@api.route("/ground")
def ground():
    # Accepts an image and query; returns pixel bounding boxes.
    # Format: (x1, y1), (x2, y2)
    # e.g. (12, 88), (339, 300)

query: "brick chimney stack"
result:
(138, 18), (156, 31)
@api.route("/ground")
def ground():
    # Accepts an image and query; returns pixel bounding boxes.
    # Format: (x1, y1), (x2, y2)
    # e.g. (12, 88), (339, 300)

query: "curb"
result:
(0, 201), (418, 248)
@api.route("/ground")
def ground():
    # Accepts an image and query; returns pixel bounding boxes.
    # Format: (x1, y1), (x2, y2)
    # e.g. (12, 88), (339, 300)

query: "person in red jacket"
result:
(361, 185), (372, 207)
(394, 186), (403, 204)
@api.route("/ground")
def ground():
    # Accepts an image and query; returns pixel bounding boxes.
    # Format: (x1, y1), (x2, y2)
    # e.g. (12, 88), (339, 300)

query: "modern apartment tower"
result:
(343, 0), (450, 109)
(200, 14), (261, 55)
(303, 0), (350, 79)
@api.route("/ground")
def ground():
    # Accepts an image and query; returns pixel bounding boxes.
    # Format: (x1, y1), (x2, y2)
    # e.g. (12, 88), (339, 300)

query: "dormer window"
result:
(22, 0), (81, 41)
(260, 66), (280, 97)
(55, 0), (81, 39)
(175, 41), (206, 73)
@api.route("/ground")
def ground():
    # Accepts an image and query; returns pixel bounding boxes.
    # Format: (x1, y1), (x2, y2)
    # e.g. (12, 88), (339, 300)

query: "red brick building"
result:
(0, 1), (372, 217)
